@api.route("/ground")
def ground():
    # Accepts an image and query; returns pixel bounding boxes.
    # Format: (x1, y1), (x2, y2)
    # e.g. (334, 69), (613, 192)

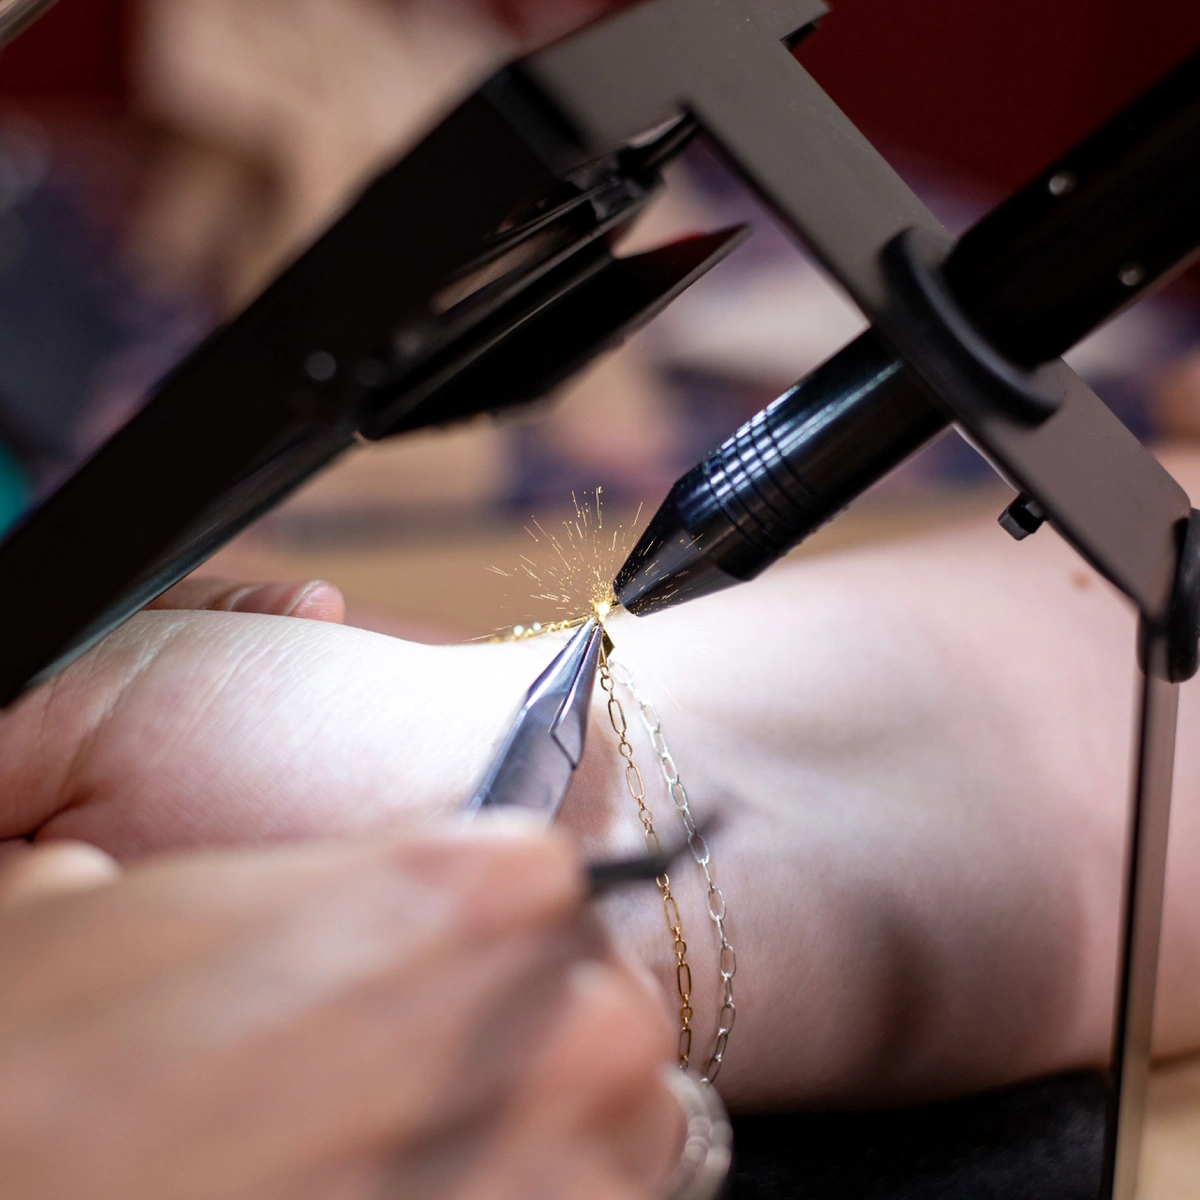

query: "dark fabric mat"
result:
(730, 1072), (1108, 1200)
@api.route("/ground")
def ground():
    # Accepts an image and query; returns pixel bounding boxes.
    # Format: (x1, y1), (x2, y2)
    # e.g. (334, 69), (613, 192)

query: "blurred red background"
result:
(798, 0), (1200, 189)
(5, 0), (1198, 194)
(0, 0), (126, 101)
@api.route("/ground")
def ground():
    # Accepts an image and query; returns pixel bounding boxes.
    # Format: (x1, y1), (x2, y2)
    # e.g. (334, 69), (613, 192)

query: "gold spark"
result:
(488, 488), (641, 640)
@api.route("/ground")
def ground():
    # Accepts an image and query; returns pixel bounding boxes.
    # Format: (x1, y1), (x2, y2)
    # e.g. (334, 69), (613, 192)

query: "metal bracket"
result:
(881, 228), (1062, 425)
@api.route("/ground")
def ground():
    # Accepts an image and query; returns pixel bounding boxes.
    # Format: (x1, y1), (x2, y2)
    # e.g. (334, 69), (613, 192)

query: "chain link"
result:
(599, 657), (695, 1070)
(608, 656), (737, 1086)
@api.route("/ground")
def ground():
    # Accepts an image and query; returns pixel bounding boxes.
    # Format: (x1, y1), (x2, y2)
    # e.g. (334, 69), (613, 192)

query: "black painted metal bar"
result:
(1106, 650), (1180, 1198)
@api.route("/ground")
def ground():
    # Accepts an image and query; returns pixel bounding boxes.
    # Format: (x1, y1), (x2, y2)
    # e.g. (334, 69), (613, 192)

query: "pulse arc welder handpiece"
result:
(614, 333), (939, 616)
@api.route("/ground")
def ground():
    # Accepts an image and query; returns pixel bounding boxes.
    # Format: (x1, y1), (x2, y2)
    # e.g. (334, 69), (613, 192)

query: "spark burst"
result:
(486, 488), (642, 640)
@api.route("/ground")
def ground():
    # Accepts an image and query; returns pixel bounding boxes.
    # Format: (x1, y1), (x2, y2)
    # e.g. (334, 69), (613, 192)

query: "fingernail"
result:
(626, 956), (670, 1008)
(569, 959), (624, 1000)
(466, 810), (555, 839)
(284, 581), (344, 621)
(231, 582), (326, 618)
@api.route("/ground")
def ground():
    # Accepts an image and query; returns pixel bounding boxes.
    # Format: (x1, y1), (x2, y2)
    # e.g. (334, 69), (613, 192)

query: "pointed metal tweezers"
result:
(463, 618), (605, 823)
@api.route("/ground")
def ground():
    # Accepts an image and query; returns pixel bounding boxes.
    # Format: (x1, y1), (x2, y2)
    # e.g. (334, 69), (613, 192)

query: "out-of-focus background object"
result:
(2, 0), (1200, 642)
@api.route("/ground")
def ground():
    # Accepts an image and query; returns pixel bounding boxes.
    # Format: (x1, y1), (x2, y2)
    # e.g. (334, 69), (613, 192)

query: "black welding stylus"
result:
(615, 49), (1200, 617)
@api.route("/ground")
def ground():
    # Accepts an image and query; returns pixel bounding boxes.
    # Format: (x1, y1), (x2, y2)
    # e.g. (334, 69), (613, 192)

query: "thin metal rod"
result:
(0, 0), (59, 49)
(1104, 644), (1180, 1199)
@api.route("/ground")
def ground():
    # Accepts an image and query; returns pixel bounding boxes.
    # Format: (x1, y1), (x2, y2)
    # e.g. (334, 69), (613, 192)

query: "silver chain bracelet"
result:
(609, 656), (738, 1084)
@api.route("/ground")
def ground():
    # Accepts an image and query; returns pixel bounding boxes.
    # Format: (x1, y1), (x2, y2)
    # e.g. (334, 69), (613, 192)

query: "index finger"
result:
(388, 815), (587, 937)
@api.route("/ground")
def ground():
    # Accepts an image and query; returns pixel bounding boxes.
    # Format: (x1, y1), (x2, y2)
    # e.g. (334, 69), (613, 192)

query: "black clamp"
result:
(881, 228), (1063, 426)
(881, 226), (1200, 681)
(1142, 508), (1200, 684)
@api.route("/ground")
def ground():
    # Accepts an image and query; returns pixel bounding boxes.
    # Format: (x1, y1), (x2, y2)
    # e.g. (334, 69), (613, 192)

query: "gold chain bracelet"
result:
(599, 654), (695, 1070)
(608, 656), (737, 1085)
(489, 599), (731, 1079)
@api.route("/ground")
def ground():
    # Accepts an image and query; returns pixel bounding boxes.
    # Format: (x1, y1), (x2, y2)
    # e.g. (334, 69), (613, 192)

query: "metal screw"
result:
(999, 492), (1047, 542)
(1048, 171), (1076, 197)
(305, 351), (338, 383)
(1118, 262), (1146, 288)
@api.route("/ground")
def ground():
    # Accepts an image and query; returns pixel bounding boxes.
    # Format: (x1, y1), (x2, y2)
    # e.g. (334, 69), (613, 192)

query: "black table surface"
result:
(729, 1072), (1108, 1200)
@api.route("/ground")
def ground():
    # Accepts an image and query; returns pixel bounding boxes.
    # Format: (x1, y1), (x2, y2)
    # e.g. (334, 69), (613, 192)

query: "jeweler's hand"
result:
(0, 827), (683, 1200)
